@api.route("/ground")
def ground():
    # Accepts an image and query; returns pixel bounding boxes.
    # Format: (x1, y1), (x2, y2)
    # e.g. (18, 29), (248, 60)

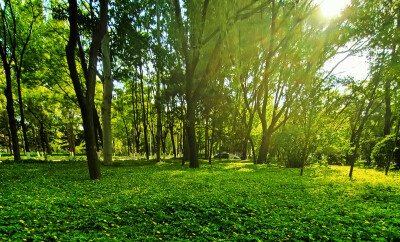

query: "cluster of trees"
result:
(0, 0), (398, 179)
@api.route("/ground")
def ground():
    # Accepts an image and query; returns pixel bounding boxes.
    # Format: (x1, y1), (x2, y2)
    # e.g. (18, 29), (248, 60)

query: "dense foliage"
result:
(0, 0), (399, 179)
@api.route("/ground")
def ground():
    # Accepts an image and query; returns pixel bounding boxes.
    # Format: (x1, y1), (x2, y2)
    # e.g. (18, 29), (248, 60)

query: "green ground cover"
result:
(0, 159), (399, 241)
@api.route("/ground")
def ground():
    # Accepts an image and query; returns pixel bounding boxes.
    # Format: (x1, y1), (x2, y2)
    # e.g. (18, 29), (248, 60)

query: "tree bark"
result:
(93, 107), (103, 150)
(186, 98), (199, 168)
(0, 54), (20, 161)
(205, 118), (209, 160)
(384, 78), (392, 136)
(131, 82), (141, 153)
(67, 113), (75, 156)
(140, 67), (150, 159)
(257, 129), (272, 164)
(101, 33), (113, 165)
(40, 123), (47, 159)
(155, 0), (162, 162)
(16, 76), (30, 155)
(66, 0), (108, 179)
(170, 120), (176, 158)
(209, 121), (215, 165)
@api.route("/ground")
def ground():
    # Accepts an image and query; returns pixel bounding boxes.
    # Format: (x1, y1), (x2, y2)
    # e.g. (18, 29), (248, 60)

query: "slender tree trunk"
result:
(132, 82), (141, 153)
(40, 123), (46, 159)
(155, 0), (162, 162)
(140, 68), (149, 159)
(1, 61), (20, 161)
(101, 33), (113, 165)
(169, 120), (176, 158)
(249, 137), (256, 164)
(16, 75), (30, 156)
(44, 127), (52, 155)
(93, 107), (103, 151)
(67, 114), (75, 156)
(348, 139), (361, 179)
(8, 124), (13, 155)
(384, 78), (392, 136)
(205, 118), (209, 160)
(209, 122), (215, 165)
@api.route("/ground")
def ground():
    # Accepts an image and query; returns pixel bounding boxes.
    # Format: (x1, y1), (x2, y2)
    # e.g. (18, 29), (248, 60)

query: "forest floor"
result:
(0, 158), (399, 241)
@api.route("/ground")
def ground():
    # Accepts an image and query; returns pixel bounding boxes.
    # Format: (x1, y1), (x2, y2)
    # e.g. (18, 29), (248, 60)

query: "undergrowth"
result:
(0, 159), (399, 241)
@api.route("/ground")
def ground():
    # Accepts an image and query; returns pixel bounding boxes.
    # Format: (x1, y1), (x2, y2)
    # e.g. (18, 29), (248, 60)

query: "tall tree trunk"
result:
(40, 123), (47, 159)
(182, 128), (190, 165)
(249, 137), (256, 164)
(186, 97), (198, 168)
(170, 120), (176, 158)
(140, 67), (149, 160)
(205, 118), (209, 160)
(132, 82), (141, 153)
(16, 76), (30, 156)
(1, 60), (20, 161)
(8, 124), (13, 155)
(67, 113), (75, 156)
(93, 107), (103, 151)
(101, 33), (113, 165)
(209, 121), (215, 165)
(155, 0), (162, 162)
(66, 0), (108, 180)
(384, 77), (392, 136)
(44, 127), (52, 155)
(122, 116), (131, 155)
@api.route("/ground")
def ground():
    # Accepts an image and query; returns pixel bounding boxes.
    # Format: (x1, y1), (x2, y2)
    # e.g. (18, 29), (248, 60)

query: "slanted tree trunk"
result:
(66, 0), (108, 180)
(101, 33), (113, 166)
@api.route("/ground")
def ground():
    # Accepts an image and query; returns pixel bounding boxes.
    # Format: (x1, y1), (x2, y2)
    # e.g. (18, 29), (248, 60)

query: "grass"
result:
(0, 159), (399, 241)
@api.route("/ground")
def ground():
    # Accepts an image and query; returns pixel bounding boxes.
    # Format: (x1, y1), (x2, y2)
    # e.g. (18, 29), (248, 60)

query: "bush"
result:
(319, 146), (344, 165)
(272, 127), (303, 168)
(361, 137), (380, 167)
(371, 135), (397, 169)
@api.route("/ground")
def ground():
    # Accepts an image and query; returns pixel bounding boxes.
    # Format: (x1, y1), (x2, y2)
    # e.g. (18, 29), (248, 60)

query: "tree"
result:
(351, 0), (400, 138)
(252, 1), (350, 164)
(0, 0), (38, 161)
(100, 33), (113, 165)
(65, 0), (108, 179)
(168, 0), (270, 168)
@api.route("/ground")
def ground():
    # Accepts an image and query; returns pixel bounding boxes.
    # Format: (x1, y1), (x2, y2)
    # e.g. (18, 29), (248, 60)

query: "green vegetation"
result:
(1, 0), (400, 239)
(1, 159), (399, 241)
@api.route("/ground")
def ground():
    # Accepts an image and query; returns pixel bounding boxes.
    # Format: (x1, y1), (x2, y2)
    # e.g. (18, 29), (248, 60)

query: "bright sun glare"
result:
(318, 0), (351, 18)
